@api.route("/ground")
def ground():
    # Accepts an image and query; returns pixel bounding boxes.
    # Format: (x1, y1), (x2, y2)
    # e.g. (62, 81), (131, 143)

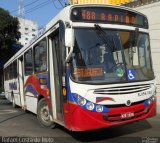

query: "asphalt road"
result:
(0, 95), (160, 143)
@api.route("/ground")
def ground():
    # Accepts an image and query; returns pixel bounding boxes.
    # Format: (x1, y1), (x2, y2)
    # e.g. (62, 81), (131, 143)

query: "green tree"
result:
(0, 7), (21, 62)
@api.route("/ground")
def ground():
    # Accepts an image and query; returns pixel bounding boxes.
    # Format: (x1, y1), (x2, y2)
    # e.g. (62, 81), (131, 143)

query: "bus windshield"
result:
(71, 28), (154, 84)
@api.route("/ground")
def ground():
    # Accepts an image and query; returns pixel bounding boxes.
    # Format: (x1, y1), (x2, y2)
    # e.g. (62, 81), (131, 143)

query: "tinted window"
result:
(6, 67), (9, 80)
(34, 38), (47, 72)
(24, 49), (33, 75)
(4, 68), (7, 81)
(9, 64), (13, 79)
(5, 66), (11, 80)
(13, 61), (17, 78)
(71, 28), (154, 84)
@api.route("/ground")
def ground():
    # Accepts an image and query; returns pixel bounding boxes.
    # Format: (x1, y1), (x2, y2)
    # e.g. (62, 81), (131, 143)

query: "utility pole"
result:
(18, 0), (24, 18)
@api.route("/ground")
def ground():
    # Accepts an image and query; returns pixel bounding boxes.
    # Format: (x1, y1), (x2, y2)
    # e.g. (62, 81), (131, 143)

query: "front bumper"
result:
(65, 99), (156, 131)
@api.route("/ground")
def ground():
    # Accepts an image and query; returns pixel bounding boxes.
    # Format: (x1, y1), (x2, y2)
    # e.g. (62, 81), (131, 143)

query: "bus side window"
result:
(4, 68), (7, 81)
(9, 64), (13, 80)
(13, 60), (17, 78)
(40, 53), (47, 71)
(6, 67), (9, 80)
(24, 49), (33, 75)
(34, 38), (47, 73)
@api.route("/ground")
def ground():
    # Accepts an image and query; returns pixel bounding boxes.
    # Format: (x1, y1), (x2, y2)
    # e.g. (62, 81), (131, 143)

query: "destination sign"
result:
(73, 67), (104, 78)
(71, 7), (148, 29)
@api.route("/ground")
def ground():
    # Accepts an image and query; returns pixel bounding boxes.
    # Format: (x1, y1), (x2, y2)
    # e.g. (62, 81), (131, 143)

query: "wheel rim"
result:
(40, 105), (50, 123)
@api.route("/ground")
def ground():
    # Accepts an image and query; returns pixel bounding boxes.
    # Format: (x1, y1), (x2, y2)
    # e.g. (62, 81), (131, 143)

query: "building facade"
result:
(18, 18), (38, 46)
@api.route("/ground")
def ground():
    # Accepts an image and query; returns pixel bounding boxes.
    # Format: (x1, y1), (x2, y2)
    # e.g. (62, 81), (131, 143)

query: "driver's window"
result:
(103, 50), (116, 72)
(138, 34), (150, 69)
(89, 46), (102, 65)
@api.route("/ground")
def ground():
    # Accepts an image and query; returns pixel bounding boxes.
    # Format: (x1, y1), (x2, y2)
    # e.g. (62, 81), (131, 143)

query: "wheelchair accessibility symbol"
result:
(127, 69), (136, 80)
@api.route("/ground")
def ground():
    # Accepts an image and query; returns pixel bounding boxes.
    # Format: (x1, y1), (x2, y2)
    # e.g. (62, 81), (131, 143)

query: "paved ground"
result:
(0, 94), (160, 143)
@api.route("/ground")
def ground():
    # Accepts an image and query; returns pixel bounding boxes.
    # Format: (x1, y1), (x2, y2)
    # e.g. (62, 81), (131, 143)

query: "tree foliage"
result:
(0, 7), (21, 62)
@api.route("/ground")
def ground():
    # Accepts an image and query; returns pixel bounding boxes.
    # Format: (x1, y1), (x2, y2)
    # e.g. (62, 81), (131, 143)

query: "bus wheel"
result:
(12, 94), (17, 108)
(37, 98), (55, 128)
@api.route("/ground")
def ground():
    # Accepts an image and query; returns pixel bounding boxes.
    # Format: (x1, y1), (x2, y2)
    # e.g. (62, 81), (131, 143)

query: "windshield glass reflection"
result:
(71, 28), (154, 84)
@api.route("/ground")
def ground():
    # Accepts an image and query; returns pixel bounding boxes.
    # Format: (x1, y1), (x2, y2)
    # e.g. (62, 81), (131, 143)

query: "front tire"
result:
(37, 98), (55, 128)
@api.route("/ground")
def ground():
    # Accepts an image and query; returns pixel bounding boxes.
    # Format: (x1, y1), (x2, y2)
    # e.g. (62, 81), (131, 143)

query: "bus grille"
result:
(94, 84), (151, 95)
(104, 100), (145, 108)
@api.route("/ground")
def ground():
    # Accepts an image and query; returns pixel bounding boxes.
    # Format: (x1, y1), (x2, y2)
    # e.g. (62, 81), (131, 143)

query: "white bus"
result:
(4, 4), (156, 131)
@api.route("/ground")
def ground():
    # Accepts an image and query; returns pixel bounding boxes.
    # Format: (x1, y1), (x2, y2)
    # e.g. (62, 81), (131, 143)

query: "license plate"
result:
(121, 112), (134, 119)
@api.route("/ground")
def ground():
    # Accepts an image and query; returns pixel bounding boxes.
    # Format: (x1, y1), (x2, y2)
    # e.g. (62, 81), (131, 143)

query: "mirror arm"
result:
(65, 46), (73, 63)
(65, 26), (74, 63)
(135, 27), (139, 44)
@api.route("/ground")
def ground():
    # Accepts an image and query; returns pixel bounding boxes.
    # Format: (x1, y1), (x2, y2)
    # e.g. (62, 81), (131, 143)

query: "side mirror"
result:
(65, 28), (74, 47)
(65, 28), (74, 63)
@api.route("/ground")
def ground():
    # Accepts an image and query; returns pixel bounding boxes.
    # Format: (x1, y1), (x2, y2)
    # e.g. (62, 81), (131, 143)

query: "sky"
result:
(0, 0), (66, 29)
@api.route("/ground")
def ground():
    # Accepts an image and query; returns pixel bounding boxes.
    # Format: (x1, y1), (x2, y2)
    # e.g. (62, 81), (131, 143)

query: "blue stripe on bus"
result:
(25, 84), (38, 97)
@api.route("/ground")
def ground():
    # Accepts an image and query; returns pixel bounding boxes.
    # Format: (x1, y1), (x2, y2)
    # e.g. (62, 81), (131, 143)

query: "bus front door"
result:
(49, 31), (64, 124)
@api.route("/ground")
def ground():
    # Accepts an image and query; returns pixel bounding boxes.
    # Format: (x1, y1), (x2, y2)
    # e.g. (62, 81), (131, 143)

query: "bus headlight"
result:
(86, 102), (94, 111)
(96, 105), (103, 112)
(144, 96), (155, 107)
(74, 94), (109, 113)
(148, 99), (151, 105)
(151, 96), (155, 102)
(78, 97), (86, 106)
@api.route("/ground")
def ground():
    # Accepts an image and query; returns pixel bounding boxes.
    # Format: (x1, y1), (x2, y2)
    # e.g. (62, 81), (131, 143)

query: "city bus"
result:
(3, 4), (156, 131)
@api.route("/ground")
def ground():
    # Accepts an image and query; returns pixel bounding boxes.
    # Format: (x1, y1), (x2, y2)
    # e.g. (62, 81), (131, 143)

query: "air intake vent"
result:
(94, 84), (151, 95)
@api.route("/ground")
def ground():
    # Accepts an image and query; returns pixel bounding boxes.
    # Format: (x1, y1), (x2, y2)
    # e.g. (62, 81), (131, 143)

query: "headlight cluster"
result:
(149, 96), (155, 104)
(78, 97), (86, 106)
(96, 105), (104, 112)
(86, 102), (94, 111)
(144, 96), (155, 106)
(76, 95), (108, 113)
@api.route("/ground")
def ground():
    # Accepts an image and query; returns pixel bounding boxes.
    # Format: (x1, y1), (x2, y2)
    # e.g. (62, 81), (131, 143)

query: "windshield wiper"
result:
(94, 24), (119, 52)
(95, 24), (128, 67)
